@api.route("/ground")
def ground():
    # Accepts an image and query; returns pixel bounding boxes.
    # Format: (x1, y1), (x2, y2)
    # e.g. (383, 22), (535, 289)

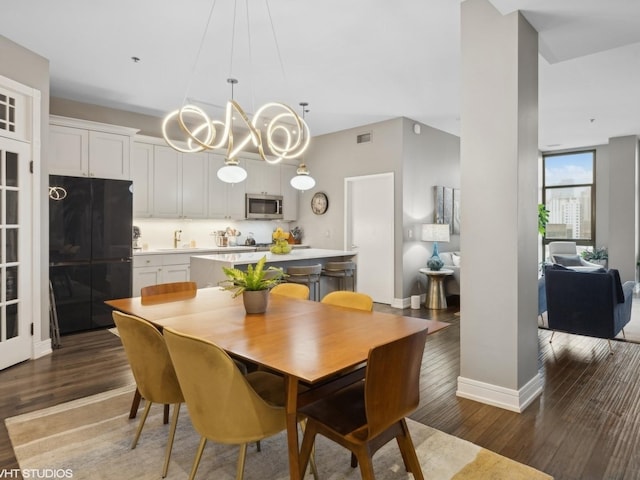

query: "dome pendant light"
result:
(290, 102), (316, 191)
(217, 79), (248, 184)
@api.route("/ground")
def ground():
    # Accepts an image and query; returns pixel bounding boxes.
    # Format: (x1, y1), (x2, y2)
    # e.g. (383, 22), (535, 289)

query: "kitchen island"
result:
(190, 248), (357, 290)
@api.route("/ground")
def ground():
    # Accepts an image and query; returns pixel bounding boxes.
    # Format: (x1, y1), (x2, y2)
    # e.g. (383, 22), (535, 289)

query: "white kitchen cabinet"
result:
(208, 154), (246, 219)
(132, 255), (163, 294)
(152, 145), (182, 218)
(245, 158), (281, 195)
(136, 139), (208, 219)
(49, 116), (137, 180)
(280, 163), (299, 221)
(181, 152), (208, 218)
(131, 142), (154, 217)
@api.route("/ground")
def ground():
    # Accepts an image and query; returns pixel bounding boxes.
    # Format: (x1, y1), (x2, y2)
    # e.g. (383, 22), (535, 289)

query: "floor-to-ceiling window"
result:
(542, 150), (596, 259)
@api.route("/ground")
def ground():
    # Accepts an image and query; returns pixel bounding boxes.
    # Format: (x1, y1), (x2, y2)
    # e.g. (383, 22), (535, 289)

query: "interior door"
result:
(345, 173), (394, 304)
(0, 138), (31, 370)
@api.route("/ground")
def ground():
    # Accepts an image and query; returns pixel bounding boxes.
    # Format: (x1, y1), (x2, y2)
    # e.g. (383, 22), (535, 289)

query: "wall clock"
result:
(311, 192), (329, 215)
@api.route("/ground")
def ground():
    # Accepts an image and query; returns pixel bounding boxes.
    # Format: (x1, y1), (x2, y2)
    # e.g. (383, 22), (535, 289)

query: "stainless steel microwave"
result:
(245, 194), (283, 219)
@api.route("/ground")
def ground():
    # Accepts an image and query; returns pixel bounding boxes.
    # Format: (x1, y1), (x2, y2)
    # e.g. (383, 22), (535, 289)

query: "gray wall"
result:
(0, 35), (50, 343)
(297, 117), (461, 302)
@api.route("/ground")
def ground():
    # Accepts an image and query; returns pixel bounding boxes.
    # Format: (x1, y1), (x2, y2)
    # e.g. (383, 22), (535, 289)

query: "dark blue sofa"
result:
(542, 264), (634, 340)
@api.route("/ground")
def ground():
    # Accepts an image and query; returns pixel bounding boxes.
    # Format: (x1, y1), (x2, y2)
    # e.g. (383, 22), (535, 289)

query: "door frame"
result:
(344, 172), (395, 304)
(0, 74), (45, 367)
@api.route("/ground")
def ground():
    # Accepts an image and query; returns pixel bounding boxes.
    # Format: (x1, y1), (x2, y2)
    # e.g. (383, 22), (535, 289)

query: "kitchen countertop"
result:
(133, 246), (256, 255)
(189, 248), (357, 288)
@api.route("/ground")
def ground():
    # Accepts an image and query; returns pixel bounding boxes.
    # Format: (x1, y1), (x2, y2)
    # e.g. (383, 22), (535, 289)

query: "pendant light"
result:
(161, 0), (310, 184)
(216, 78), (248, 184)
(290, 102), (316, 191)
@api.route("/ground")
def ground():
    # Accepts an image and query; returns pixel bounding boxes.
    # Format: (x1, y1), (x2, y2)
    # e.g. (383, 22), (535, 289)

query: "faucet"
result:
(173, 230), (182, 248)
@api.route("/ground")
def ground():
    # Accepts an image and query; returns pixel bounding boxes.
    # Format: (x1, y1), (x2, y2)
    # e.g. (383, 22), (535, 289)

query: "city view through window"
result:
(543, 151), (595, 243)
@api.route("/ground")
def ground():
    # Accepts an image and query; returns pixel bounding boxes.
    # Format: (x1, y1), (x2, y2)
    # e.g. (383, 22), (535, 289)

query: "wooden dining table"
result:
(106, 287), (449, 480)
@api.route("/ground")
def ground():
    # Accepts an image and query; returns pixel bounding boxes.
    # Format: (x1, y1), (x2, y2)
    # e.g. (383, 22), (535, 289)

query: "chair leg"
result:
(607, 339), (614, 355)
(299, 419), (319, 480)
(236, 443), (248, 480)
(164, 404), (170, 424)
(351, 452), (358, 468)
(129, 388), (142, 419)
(353, 446), (376, 480)
(189, 437), (207, 480)
(395, 419), (424, 480)
(162, 403), (181, 478)
(131, 400), (152, 449)
(549, 331), (555, 344)
(622, 328), (627, 339)
(299, 420), (319, 479)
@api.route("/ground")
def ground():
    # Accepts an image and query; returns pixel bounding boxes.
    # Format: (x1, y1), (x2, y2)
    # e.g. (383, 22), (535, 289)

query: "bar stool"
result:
(321, 261), (356, 292)
(286, 264), (322, 301)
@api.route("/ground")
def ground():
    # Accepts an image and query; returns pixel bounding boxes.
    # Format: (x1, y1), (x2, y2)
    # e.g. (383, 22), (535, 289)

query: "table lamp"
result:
(421, 224), (450, 271)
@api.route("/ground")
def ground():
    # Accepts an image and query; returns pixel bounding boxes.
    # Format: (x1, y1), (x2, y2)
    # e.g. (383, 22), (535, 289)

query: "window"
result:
(542, 150), (595, 252)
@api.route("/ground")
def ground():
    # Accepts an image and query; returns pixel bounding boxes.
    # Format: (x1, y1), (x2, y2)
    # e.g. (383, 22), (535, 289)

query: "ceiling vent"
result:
(356, 132), (372, 144)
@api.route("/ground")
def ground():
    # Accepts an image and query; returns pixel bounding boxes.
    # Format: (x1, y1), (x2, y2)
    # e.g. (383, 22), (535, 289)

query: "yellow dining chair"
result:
(129, 281), (198, 423)
(164, 327), (317, 480)
(298, 329), (428, 480)
(320, 291), (374, 311)
(112, 311), (184, 478)
(270, 282), (310, 300)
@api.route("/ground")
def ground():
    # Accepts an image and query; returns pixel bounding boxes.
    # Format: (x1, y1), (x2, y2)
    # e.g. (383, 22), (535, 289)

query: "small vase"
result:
(243, 290), (269, 314)
(427, 257), (444, 271)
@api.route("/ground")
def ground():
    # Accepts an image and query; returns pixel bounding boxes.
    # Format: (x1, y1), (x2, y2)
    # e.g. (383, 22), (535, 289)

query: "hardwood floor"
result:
(2, 303), (640, 479)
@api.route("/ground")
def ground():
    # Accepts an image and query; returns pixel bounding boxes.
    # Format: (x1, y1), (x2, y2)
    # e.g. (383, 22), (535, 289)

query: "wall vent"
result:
(356, 132), (372, 144)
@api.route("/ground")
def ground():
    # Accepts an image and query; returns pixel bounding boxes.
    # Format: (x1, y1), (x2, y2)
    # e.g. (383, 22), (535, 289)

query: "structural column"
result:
(607, 135), (638, 282)
(458, 0), (542, 412)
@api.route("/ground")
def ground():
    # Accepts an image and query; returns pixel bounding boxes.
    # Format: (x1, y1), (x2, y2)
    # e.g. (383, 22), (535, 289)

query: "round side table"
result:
(419, 268), (454, 309)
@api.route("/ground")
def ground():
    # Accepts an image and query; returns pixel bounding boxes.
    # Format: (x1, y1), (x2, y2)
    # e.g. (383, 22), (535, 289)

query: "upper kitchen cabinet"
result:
(280, 163), (299, 221)
(49, 115), (138, 180)
(131, 142), (154, 217)
(132, 136), (208, 219)
(208, 154), (246, 219)
(245, 158), (281, 195)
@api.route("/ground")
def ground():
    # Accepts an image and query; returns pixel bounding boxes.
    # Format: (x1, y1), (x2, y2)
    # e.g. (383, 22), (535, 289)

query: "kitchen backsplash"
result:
(133, 218), (296, 250)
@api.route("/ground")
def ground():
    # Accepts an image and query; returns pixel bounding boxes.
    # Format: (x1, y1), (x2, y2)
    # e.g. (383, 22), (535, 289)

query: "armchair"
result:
(548, 241), (603, 271)
(543, 264), (634, 351)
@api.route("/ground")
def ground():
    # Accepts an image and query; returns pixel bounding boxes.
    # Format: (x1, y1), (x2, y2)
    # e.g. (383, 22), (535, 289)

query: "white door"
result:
(0, 138), (31, 370)
(345, 173), (394, 304)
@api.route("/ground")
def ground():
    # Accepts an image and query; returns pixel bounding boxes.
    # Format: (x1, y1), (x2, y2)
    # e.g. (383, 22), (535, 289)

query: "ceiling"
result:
(2, 0), (640, 151)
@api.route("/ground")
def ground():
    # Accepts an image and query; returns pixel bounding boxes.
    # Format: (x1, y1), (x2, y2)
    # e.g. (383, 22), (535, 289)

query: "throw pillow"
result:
(552, 254), (583, 267)
(452, 253), (461, 267)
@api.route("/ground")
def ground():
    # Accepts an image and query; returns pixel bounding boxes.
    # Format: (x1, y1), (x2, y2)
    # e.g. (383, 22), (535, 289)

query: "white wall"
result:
(0, 35), (50, 343)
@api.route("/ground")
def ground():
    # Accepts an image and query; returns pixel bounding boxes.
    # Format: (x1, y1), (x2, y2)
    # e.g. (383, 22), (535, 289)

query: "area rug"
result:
(5, 386), (552, 480)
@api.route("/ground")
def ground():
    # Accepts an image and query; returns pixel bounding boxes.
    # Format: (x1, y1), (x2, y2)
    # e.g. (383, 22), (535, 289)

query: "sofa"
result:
(438, 251), (460, 296)
(541, 264), (634, 341)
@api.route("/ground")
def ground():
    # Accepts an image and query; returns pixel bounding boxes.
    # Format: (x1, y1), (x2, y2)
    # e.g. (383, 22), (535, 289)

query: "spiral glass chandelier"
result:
(161, 0), (310, 184)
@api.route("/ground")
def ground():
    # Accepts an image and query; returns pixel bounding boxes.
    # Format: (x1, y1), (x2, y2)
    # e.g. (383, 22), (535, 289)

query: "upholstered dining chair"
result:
(320, 291), (374, 311)
(163, 327), (317, 480)
(270, 282), (310, 300)
(140, 280), (197, 298)
(298, 329), (428, 480)
(128, 281), (198, 423)
(112, 311), (184, 478)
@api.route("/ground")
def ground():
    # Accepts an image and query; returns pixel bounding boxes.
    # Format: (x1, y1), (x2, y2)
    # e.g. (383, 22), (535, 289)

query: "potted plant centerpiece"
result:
(220, 256), (285, 314)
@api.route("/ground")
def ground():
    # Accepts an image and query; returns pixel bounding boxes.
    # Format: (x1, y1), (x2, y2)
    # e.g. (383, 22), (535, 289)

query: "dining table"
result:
(106, 287), (449, 480)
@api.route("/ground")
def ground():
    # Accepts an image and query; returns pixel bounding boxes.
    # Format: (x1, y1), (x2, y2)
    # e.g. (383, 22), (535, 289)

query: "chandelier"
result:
(161, 0), (310, 184)
(290, 102), (316, 191)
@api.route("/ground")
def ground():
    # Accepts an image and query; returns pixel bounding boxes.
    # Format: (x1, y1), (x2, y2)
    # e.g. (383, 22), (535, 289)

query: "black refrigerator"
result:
(49, 175), (133, 334)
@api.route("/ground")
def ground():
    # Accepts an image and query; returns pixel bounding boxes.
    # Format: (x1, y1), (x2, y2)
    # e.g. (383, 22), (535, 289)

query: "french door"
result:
(0, 137), (31, 370)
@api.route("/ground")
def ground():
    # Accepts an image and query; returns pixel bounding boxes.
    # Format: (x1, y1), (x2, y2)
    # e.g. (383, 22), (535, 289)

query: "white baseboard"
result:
(32, 338), (52, 359)
(391, 294), (426, 310)
(456, 373), (543, 413)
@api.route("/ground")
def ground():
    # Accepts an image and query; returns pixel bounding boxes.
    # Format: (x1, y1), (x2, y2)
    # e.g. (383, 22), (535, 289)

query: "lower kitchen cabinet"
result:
(132, 254), (191, 294)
